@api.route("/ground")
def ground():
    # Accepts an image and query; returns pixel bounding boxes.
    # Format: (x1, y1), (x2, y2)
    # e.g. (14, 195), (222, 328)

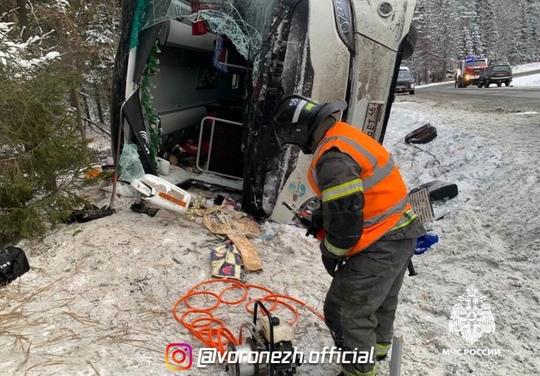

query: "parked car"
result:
(477, 64), (513, 88)
(395, 69), (416, 94)
(111, 0), (418, 222)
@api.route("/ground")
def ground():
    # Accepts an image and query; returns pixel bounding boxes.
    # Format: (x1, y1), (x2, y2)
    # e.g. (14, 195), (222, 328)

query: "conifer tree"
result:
(0, 49), (94, 247)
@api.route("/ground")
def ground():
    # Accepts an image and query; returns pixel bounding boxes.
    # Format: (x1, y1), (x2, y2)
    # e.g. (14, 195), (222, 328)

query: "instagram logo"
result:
(165, 343), (193, 370)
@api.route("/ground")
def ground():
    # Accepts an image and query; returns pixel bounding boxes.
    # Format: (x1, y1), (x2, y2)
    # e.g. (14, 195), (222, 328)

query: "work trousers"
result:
(323, 235), (416, 375)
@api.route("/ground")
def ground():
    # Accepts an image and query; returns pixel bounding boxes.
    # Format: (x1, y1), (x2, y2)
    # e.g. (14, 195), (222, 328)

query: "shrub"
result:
(0, 62), (95, 247)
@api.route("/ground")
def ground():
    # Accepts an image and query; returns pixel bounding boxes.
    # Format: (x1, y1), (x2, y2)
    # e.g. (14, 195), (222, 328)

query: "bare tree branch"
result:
(82, 117), (111, 138)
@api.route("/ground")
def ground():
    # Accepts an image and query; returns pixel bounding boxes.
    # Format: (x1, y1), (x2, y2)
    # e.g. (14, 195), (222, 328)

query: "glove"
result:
(306, 206), (324, 240)
(320, 242), (340, 277)
(321, 255), (339, 277)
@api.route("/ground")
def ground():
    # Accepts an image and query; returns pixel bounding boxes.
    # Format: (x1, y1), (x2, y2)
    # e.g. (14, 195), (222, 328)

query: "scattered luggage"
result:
(130, 201), (159, 217)
(66, 205), (115, 224)
(0, 247), (30, 286)
(405, 123), (437, 144)
(130, 174), (192, 214)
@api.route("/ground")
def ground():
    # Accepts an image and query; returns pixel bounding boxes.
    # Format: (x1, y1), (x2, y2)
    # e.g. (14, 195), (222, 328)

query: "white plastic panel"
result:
(352, 0), (416, 51)
(350, 39), (397, 139)
(158, 19), (216, 51)
(308, 0), (351, 102)
(159, 107), (207, 135)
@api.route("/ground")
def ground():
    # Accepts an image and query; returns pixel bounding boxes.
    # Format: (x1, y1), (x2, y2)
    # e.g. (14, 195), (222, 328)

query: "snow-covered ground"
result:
(1, 66), (539, 376)
(510, 61), (540, 73)
(512, 73), (540, 86)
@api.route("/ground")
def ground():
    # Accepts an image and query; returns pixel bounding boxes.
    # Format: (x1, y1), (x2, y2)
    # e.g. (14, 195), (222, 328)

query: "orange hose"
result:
(218, 284), (249, 305)
(191, 317), (224, 329)
(262, 293), (326, 322)
(180, 309), (213, 329)
(172, 279), (325, 351)
(183, 291), (220, 311)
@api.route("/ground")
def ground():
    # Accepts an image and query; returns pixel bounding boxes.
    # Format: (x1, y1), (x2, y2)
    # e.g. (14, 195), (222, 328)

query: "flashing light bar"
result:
(465, 54), (486, 62)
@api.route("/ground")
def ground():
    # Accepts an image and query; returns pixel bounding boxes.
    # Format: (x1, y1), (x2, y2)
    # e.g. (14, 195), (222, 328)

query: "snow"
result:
(0, 22), (60, 70)
(1, 65), (540, 376)
(512, 73), (540, 86)
(45, 51), (61, 60)
(510, 62), (540, 73)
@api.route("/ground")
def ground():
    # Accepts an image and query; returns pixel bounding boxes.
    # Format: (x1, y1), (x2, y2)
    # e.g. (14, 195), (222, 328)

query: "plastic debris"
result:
(415, 233), (439, 255)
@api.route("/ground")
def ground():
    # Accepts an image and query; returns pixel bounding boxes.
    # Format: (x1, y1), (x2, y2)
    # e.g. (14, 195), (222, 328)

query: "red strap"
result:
(191, 0), (207, 35)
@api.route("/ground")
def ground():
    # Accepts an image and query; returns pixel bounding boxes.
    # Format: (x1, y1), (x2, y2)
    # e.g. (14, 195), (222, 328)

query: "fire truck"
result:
(455, 55), (488, 88)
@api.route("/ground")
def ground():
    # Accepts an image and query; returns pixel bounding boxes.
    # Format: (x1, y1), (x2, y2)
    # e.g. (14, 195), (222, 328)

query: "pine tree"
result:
(0, 62), (95, 247)
(478, 0), (499, 61)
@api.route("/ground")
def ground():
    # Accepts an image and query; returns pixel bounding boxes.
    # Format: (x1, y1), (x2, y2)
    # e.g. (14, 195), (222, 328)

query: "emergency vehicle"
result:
(455, 55), (488, 88)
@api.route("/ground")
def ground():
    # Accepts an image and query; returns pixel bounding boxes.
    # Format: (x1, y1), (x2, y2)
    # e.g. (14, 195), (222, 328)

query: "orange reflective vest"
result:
(307, 122), (414, 256)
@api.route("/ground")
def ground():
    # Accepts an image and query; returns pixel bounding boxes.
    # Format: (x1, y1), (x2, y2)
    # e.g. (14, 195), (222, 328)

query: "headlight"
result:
(409, 83), (415, 88)
(464, 74), (470, 80)
(333, 0), (355, 52)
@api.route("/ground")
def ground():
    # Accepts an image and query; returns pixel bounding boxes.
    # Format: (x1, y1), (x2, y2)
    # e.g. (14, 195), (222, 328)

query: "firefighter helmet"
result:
(273, 94), (347, 153)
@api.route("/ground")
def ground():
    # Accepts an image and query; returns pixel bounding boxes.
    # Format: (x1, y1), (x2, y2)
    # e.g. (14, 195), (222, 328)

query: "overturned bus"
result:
(110, 0), (417, 223)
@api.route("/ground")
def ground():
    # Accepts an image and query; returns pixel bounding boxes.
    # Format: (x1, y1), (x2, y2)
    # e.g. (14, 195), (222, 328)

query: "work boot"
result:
(376, 343), (391, 361)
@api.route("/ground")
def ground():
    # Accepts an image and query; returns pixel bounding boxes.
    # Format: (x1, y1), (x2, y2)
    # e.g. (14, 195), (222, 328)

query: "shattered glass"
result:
(137, 0), (278, 61)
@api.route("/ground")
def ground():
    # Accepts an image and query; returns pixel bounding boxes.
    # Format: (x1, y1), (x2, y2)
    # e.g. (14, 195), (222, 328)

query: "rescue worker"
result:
(273, 95), (425, 376)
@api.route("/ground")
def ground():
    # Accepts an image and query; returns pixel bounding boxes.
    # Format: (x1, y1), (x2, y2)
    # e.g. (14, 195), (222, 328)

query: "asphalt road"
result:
(413, 69), (540, 112)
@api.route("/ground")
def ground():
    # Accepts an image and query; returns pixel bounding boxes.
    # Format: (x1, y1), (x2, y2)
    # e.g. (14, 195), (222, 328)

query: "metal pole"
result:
(110, 87), (141, 209)
(408, 260), (418, 276)
(109, 99), (126, 209)
(389, 331), (404, 376)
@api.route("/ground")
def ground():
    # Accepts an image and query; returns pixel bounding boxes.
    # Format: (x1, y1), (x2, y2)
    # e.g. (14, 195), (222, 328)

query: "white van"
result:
(111, 0), (418, 222)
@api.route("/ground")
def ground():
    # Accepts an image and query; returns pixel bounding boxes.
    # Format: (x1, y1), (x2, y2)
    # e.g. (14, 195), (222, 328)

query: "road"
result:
(413, 69), (540, 112)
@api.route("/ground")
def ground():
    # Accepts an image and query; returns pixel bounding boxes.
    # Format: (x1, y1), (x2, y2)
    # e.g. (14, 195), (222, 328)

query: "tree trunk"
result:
(71, 87), (86, 145)
(81, 89), (92, 123)
(95, 84), (105, 124)
(17, 0), (30, 41)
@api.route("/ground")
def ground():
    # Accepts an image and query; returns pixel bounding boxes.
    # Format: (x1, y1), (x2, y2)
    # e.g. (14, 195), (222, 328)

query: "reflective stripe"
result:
(310, 165), (319, 188)
(364, 196), (408, 227)
(376, 343), (391, 356)
(390, 209), (417, 231)
(322, 178), (363, 202)
(342, 364), (377, 376)
(363, 157), (395, 190)
(324, 238), (351, 257)
(315, 135), (395, 190)
(292, 99), (307, 123)
(315, 135), (377, 165)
